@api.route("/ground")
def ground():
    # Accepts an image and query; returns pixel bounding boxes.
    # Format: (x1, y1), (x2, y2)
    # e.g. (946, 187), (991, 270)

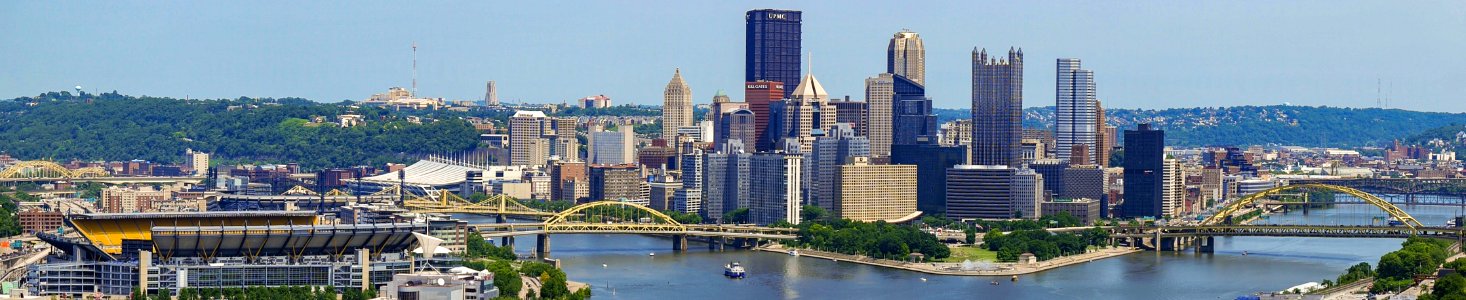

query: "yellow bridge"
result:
(1118, 184), (1455, 252)
(0, 160), (107, 179)
(471, 201), (797, 257)
(401, 190), (556, 217)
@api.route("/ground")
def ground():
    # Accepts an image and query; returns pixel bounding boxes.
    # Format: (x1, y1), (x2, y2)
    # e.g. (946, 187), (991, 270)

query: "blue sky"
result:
(2, 1), (1463, 112)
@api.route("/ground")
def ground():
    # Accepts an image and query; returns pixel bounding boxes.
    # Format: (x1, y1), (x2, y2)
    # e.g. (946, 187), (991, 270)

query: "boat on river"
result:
(724, 262), (746, 279)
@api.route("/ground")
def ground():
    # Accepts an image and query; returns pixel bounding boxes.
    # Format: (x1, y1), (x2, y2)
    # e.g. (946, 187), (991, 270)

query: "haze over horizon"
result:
(2, 1), (1463, 112)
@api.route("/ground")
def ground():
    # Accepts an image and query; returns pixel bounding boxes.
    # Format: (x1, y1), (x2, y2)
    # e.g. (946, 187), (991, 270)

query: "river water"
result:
(455, 198), (1465, 300)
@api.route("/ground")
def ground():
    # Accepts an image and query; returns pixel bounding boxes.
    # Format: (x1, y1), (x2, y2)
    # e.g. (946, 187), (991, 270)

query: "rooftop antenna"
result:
(412, 42), (418, 97)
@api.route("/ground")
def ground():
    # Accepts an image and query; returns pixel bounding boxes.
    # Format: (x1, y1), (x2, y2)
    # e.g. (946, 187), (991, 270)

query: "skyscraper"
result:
(703, 148), (752, 221)
(887, 30), (925, 86)
(865, 73), (894, 157)
(745, 81), (785, 152)
(588, 123), (635, 165)
(663, 68), (693, 140)
(746, 9), (802, 99)
(750, 153), (802, 225)
(892, 75), (936, 146)
(1095, 100), (1111, 167)
(829, 98), (867, 136)
(808, 124), (869, 212)
(971, 47), (1024, 168)
(484, 80), (498, 106)
(775, 72), (836, 153)
(946, 165), (1042, 220)
(509, 111), (551, 166)
(891, 144), (968, 215)
(1120, 124), (1165, 219)
(1055, 58), (1098, 164)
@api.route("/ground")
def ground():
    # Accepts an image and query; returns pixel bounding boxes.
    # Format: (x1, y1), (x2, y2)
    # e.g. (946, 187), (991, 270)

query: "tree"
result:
(1434, 273), (1466, 299)
(724, 208), (750, 224)
(488, 261), (521, 296)
(800, 205), (828, 223)
(964, 229), (977, 245)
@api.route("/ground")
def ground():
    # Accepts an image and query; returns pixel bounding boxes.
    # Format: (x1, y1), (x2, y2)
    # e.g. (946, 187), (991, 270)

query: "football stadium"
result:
(29, 211), (443, 296)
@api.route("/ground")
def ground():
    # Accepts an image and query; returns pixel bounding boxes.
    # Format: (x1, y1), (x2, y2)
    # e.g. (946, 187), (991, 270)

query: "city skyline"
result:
(3, 2), (1463, 112)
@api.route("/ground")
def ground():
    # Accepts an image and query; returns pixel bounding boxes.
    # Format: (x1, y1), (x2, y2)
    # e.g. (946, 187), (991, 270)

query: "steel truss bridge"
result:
(1114, 184), (1464, 252)
(1289, 178), (1466, 195)
(472, 201), (797, 257)
(401, 190), (556, 218)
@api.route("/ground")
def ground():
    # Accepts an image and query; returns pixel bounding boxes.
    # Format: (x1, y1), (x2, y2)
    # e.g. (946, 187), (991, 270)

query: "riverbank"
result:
(757, 244), (1142, 276)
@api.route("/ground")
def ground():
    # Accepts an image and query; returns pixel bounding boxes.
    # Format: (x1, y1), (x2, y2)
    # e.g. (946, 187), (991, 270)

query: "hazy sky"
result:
(3, 1), (1464, 112)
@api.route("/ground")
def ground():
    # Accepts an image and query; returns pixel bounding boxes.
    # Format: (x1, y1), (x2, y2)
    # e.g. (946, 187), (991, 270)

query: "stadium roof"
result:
(70, 211), (319, 255)
(152, 223), (424, 258)
(358, 160), (483, 187)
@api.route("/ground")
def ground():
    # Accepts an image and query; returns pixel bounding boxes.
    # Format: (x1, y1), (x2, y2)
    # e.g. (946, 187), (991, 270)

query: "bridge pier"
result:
(535, 234), (551, 258)
(673, 234), (688, 252)
(495, 214), (507, 224)
(708, 237), (726, 251)
(500, 236), (515, 250)
(1196, 236), (1215, 254)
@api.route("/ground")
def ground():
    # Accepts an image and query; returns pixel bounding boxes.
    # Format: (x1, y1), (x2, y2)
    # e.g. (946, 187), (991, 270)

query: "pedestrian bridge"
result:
(471, 201), (797, 257)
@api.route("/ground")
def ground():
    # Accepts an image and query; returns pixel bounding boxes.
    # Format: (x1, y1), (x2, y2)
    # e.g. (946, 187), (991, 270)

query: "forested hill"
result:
(935, 106), (1466, 148)
(0, 92), (480, 169)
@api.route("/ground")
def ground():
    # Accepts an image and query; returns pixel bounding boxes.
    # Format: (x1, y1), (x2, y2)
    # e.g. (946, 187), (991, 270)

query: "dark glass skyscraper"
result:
(746, 9), (802, 100)
(971, 47), (1023, 167)
(891, 75), (936, 145)
(1119, 124), (1165, 218)
(891, 144), (967, 215)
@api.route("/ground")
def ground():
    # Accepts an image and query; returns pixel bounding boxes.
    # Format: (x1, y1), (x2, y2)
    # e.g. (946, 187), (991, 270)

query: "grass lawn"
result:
(939, 245), (997, 262)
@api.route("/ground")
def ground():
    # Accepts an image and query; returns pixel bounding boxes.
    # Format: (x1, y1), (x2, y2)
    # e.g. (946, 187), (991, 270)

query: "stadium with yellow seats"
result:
(31, 211), (442, 296)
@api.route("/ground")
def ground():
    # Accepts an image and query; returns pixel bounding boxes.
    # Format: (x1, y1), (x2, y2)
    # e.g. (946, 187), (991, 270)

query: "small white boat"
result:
(788, 250), (799, 256)
(724, 262), (746, 279)
(649, 252), (656, 257)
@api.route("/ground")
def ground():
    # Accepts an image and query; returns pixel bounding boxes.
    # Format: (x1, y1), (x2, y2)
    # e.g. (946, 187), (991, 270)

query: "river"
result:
(454, 197), (1465, 300)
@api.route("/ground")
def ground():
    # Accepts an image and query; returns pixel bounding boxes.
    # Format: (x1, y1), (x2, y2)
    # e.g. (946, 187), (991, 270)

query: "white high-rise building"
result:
(1162, 158), (1185, 219)
(1055, 58), (1098, 164)
(662, 69), (693, 140)
(750, 153), (801, 225)
(186, 149), (210, 176)
(509, 111), (551, 166)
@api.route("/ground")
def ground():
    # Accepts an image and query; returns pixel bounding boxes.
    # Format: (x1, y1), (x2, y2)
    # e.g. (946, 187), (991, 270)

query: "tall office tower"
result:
(971, 47), (1024, 167)
(588, 164), (643, 203)
(549, 162), (587, 202)
(891, 144), (968, 214)
(717, 108), (757, 152)
(1119, 124), (1165, 218)
(703, 149), (752, 221)
(509, 111), (551, 166)
(1030, 158), (1068, 198)
(946, 165), (1026, 220)
(1162, 158), (1184, 218)
(663, 69), (694, 140)
(1102, 125), (1117, 166)
(892, 75), (936, 145)
(1055, 58), (1098, 164)
(588, 123), (635, 165)
(808, 124), (869, 212)
(1012, 168), (1043, 219)
(746, 9), (801, 99)
(865, 74), (894, 157)
(830, 98), (868, 136)
(1094, 100), (1111, 167)
(484, 80), (498, 106)
(749, 153), (802, 225)
(776, 72), (837, 153)
(834, 157), (918, 222)
(887, 30), (925, 86)
(547, 118), (580, 162)
(745, 81), (785, 152)
(673, 148), (704, 214)
(709, 90), (733, 134)
(1060, 165), (1107, 200)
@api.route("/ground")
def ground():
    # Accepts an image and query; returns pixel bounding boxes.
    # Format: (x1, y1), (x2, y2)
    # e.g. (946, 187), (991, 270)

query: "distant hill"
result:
(934, 106), (1466, 148)
(0, 92), (480, 169)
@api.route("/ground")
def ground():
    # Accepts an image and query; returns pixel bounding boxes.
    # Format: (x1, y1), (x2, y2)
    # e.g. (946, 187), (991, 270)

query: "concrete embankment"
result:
(756, 244), (1141, 276)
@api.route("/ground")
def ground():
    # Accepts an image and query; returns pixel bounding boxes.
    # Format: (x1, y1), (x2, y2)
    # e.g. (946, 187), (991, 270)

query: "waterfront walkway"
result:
(757, 244), (1141, 276)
